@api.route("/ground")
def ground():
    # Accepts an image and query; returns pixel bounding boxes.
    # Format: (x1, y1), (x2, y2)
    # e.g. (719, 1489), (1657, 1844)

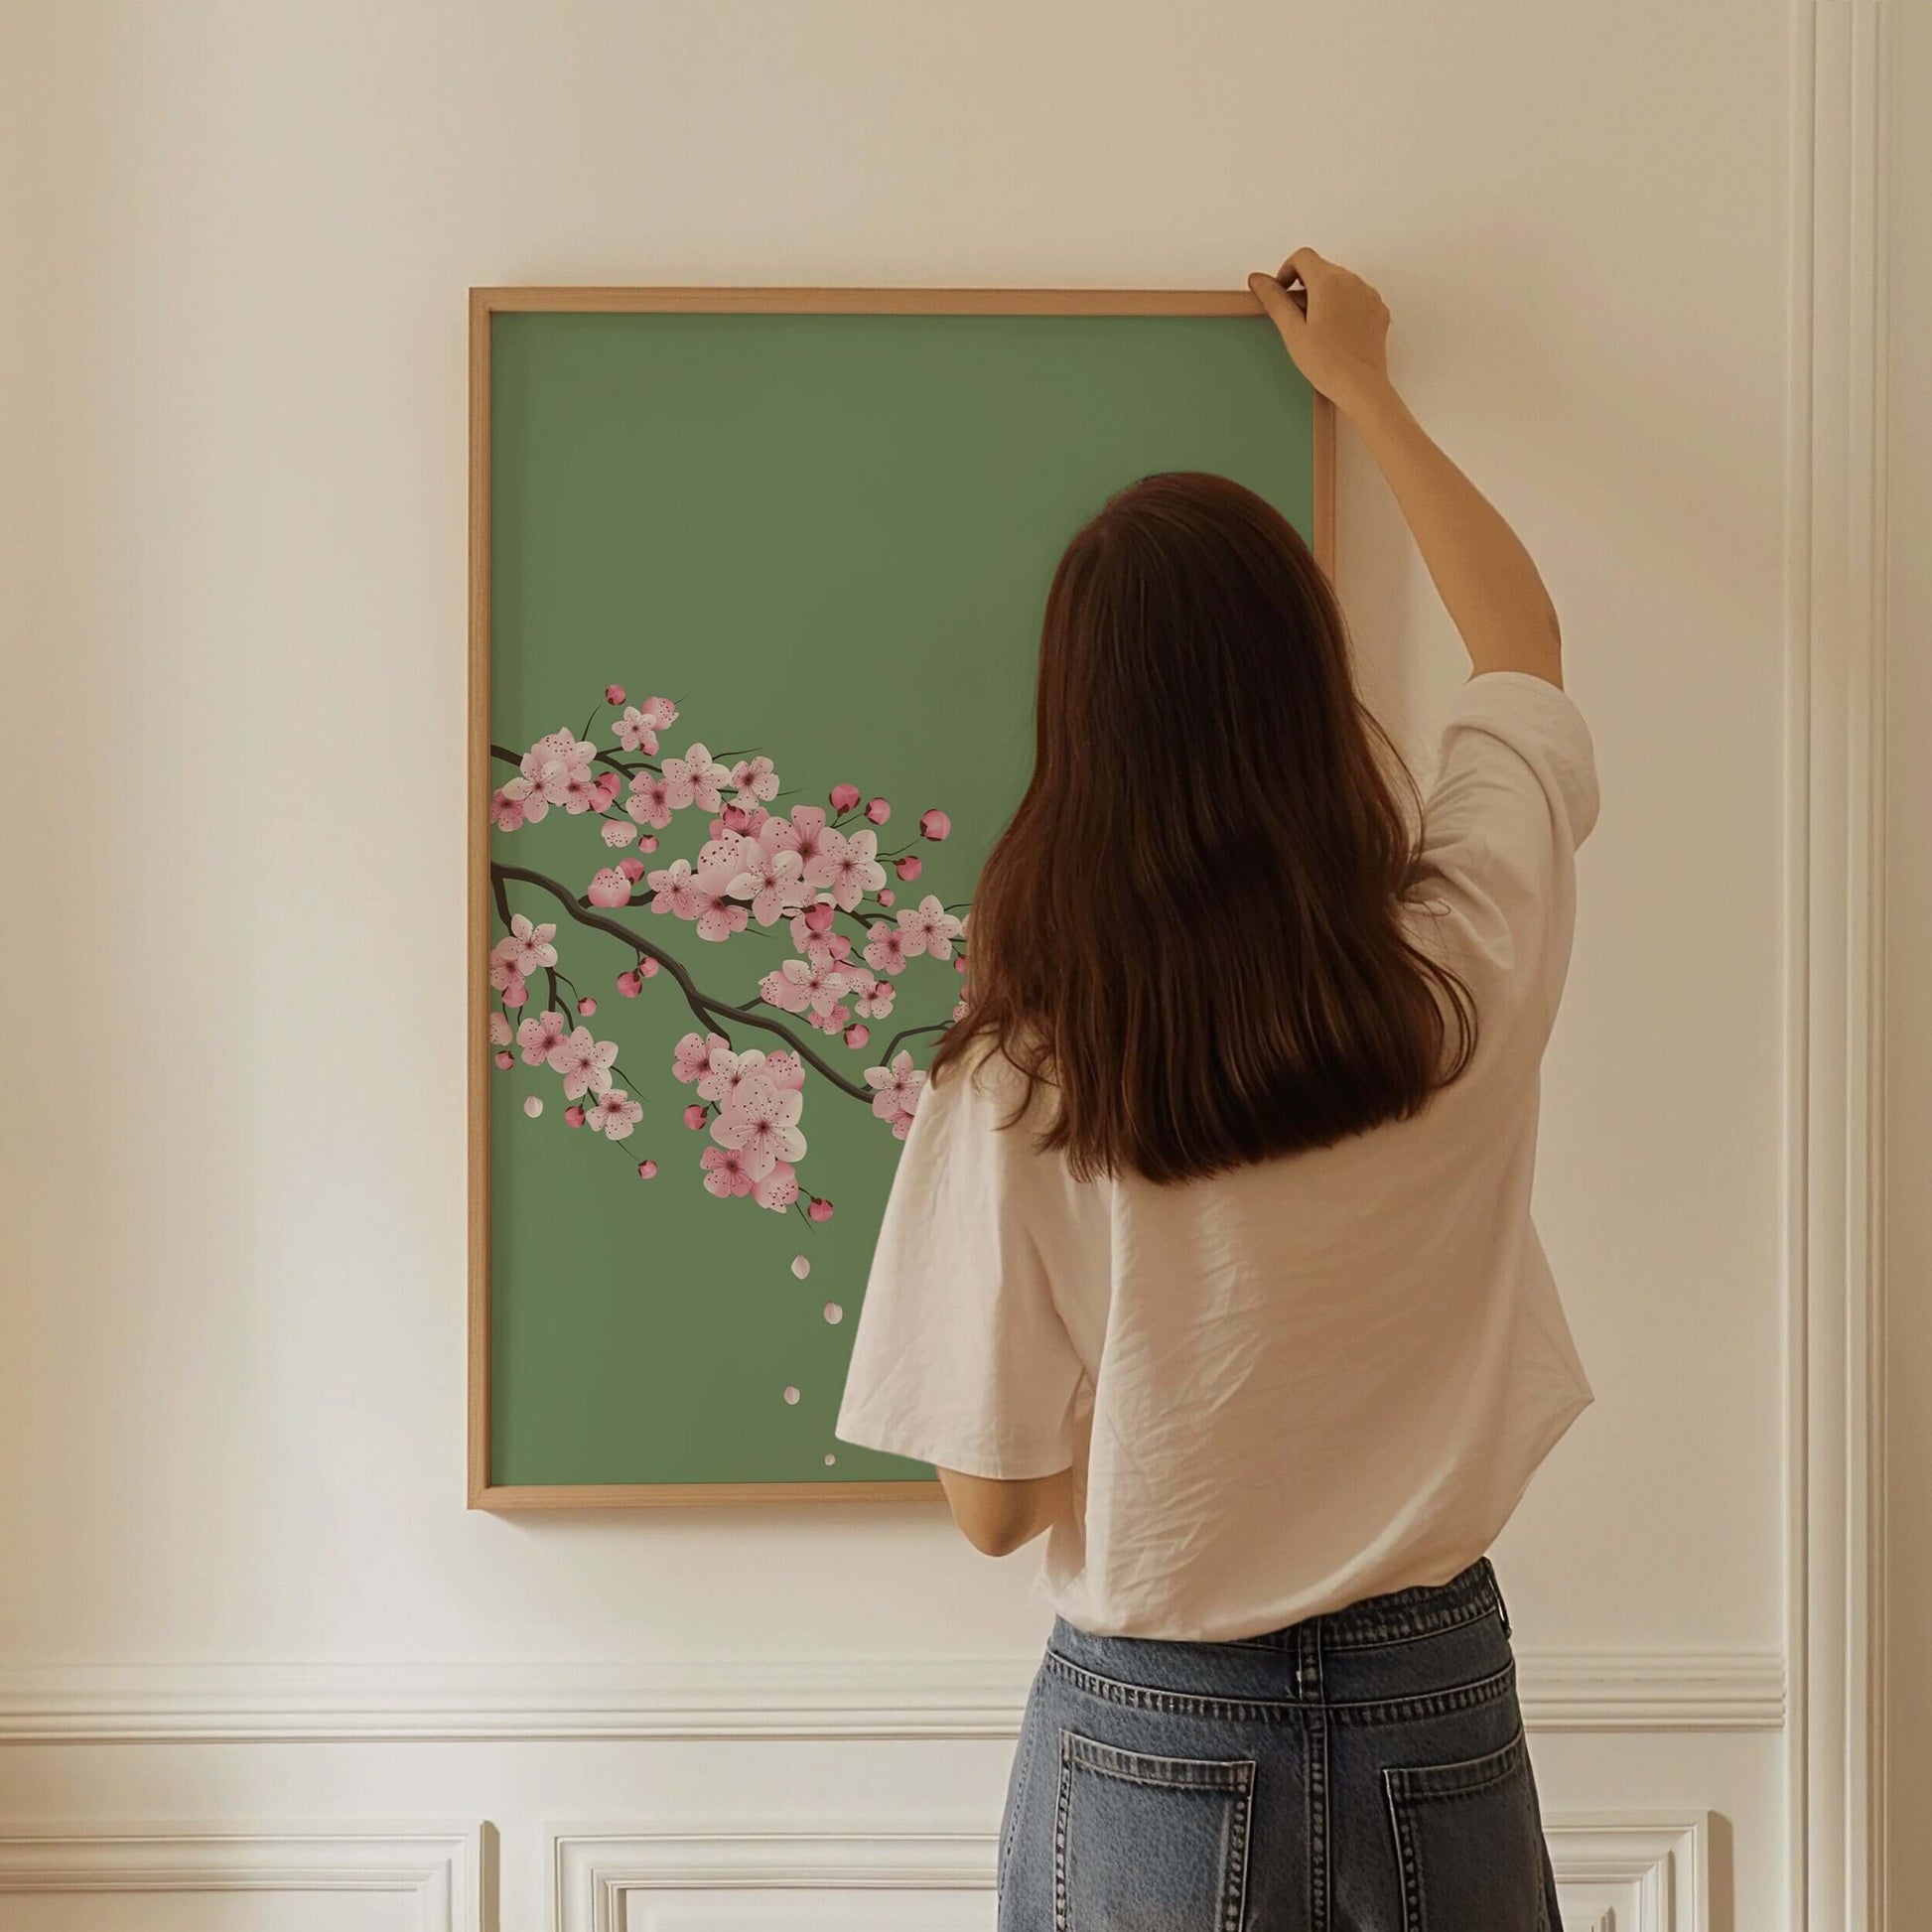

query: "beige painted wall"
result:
(0, 2), (1871, 1926)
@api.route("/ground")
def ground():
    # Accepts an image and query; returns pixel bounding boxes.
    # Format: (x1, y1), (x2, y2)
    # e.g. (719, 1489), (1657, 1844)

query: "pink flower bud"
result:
(617, 970), (642, 998)
(492, 1049), (513, 1070)
(594, 770), (621, 803)
(605, 683), (625, 704)
(639, 834), (658, 853)
(920, 808), (952, 841)
(866, 796), (891, 824)
(639, 956), (659, 978)
(829, 782), (861, 813)
(844, 1024), (870, 1049)
(577, 996), (597, 1016)
(807, 1196), (835, 1223)
(804, 902), (835, 935)
(955, 955), (968, 973)
(636, 1159), (658, 1178)
(683, 1103), (708, 1130)
(896, 855), (922, 882)
(878, 888), (896, 907)
(827, 933), (852, 960)
(618, 856), (646, 882)
(564, 1104), (586, 1128)
(722, 804), (753, 832)
(587, 868), (631, 907)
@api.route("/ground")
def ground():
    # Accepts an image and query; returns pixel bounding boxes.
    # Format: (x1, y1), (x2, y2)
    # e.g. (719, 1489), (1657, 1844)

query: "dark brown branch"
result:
(492, 862), (873, 1101)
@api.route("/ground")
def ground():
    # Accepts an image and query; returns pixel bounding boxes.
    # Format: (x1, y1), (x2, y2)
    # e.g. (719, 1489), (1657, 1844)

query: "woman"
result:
(835, 247), (1594, 1932)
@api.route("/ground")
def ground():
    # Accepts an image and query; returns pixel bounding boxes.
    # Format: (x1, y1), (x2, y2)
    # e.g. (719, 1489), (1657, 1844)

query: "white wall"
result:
(0, 2), (1882, 1927)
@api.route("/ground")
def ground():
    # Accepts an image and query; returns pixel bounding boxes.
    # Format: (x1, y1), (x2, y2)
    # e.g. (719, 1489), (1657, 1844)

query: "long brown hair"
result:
(929, 470), (1475, 1183)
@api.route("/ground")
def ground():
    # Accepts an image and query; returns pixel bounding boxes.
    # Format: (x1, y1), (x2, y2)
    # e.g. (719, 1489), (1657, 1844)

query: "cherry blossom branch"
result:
(491, 861), (874, 1101)
(881, 1020), (950, 1064)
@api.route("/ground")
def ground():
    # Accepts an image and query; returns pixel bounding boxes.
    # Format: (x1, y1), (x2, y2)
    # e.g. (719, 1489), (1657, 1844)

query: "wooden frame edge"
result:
(466, 284), (1333, 1511)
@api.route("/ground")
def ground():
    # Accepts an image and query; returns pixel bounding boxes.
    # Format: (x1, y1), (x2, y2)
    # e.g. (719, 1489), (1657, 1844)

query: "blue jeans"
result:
(997, 1556), (1562, 1931)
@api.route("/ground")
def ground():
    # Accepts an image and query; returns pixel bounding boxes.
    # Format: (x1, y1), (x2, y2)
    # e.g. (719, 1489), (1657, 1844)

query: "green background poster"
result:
(484, 306), (1317, 1489)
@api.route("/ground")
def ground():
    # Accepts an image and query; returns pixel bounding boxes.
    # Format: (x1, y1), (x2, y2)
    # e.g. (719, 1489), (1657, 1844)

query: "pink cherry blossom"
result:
(865, 1050), (926, 1138)
(547, 1025), (619, 1100)
(613, 705), (660, 754)
(897, 893), (964, 961)
(711, 1073), (806, 1180)
(638, 696), (677, 730)
(698, 1044), (769, 1107)
(586, 1088), (644, 1140)
(806, 827), (887, 910)
(920, 808), (951, 841)
(605, 683), (626, 705)
(730, 756), (780, 808)
(626, 772), (676, 829)
(701, 1144), (755, 1197)
(662, 742), (730, 813)
(864, 921), (909, 976)
(853, 977), (896, 1019)
(647, 859), (704, 920)
(896, 855), (922, 882)
(489, 783), (530, 831)
(809, 1001), (852, 1035)
(521, 728), (597, 806)
(516, 1009), (569, 1067)
(488, 1013), (512, 1046)
(673, 1032), (730, 1083)
(587, 868), (632, 907)
(693, 893), (750, 943)
(752, 1160), (798, 1211)
(866, 796), (891, 824)
(759, 960), (815, 1014)
(496, 970), (528, 1009)
(767, 804), (831, 870)
(493, 913), (559, 979)
(601, 819), (637, 848)
(762, 1050), (806, 1090)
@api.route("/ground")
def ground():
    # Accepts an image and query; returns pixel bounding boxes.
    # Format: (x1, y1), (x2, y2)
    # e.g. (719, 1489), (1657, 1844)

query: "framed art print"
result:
(469, 285), (1333, 1506)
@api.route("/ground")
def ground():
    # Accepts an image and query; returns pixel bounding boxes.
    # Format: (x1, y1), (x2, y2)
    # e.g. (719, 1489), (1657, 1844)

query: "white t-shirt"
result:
(834, 669), (1599, 1641)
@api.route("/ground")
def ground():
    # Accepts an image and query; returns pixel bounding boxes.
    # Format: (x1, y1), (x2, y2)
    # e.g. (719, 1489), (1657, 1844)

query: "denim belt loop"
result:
(1296, 1617), (1324, 1699)
(1485, 1557), (1513, 1640)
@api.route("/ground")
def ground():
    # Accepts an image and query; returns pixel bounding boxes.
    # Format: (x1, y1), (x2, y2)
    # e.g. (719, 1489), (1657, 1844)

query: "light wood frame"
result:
(468, 285), (1337, 1510)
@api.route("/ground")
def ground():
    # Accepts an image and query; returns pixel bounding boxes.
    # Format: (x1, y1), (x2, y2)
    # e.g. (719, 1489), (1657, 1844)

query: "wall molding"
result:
(0, 1826), (483, 1930)
(0, 1650), (1781, 1744)
(550, 1813), (1708, 1932)
(1784, 4), (1892, 1931)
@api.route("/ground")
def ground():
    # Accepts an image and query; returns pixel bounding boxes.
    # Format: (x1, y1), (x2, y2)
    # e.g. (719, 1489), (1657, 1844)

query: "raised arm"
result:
(1248, 248), (1565, 689)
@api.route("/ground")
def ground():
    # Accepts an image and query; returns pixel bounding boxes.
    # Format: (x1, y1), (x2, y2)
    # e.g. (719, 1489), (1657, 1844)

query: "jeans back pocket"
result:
(1384, 1725), (1549, 1932)
(1053, 1728), (1255, 1932)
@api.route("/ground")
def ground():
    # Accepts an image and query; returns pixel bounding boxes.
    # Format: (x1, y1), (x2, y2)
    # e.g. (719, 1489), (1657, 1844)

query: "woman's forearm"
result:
(1345, 378), (1565, 686)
